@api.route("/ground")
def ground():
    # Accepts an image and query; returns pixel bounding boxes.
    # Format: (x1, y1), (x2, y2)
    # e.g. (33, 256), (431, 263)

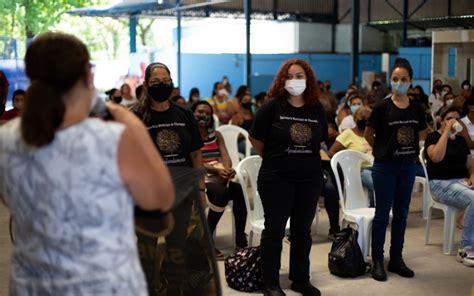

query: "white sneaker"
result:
(456, 247), (468, 262)
(462, 247), (474, 267)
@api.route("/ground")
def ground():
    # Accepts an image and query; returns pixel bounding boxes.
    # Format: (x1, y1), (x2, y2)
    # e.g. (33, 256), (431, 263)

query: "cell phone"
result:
(90, 96), (114, 120)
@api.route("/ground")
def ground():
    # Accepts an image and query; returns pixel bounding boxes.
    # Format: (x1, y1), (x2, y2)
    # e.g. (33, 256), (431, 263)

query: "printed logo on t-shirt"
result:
(392, 121), (417, 157)
(397, 126), (415, 145)
(150, 122), (187, 164)
(280, 116), (317, 155)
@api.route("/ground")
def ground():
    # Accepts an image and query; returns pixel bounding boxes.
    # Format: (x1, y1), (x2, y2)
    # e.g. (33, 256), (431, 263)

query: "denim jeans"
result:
(361, 168), (375, 207)
(429, 179), (474, 247)
(371, 159), (416, 261)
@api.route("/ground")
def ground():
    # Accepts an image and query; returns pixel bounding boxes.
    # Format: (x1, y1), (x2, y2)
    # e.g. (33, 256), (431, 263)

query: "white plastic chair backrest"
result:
(213, 114), (220, 128)
(236, 156), (263, 224)
(330, 150), (374, 211)
(216, 125), (251, 168)
(418, 147), (435, 200)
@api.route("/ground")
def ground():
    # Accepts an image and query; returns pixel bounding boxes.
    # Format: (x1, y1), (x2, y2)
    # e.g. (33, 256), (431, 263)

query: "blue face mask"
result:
(391, 82), (410, 95)
(350, 105), (361, 114)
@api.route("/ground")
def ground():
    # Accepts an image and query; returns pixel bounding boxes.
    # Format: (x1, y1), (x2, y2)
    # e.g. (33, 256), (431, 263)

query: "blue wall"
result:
(397, 47), (431, 94)
(4, 48), (452, 106)
(180, 53), (381, 99)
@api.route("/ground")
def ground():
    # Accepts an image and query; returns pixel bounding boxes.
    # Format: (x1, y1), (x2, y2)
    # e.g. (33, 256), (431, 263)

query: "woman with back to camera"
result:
(250, 58), (327, 296)
(131, 62), (205, 295)
(0, 32), (174, 295)
(365, 58), (428, 282)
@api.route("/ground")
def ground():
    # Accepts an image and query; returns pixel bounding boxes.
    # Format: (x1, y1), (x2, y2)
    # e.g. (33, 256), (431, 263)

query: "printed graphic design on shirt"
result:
(397, 126), (415, 146)
(287, 121), (314, 155)
(156, 129), (186, 164)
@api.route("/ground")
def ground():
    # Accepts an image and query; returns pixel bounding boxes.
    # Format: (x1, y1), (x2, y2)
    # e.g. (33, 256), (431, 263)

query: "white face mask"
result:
(464, 85), (470, 90)
(441, 90), (448, 97)
(218, 89), (228, 97)
(446, 99), (454, 106)
(285, 79), (306, 96)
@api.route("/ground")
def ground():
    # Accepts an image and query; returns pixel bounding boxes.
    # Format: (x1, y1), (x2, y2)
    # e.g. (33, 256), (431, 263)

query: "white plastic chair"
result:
(419, 148), (458, 255)
(213, 114), (220, 129)
(216, 125), (251, 168)
(236, 156), (290, 246)
(414, 175), (430, 219)
(330, 150), (378, 261)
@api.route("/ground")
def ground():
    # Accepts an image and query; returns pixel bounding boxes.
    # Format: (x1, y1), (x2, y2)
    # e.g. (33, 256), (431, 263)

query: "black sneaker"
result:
(372, 260), (387, 281)
(263, 285), (286, 296)
(291, 282), (321, 296)
(387, 257), (414, 278)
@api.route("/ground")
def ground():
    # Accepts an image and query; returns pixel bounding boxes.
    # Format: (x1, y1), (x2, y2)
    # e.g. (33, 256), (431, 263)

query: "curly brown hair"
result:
(267, 58), (320, 107)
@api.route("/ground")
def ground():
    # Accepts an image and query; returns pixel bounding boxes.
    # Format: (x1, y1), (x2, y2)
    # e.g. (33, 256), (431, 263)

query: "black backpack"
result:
(225, 246), (263, 292)
(328, 227), (370, 278)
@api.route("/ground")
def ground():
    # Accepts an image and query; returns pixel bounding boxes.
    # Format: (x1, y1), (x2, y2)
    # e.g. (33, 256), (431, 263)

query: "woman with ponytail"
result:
(0, 32), (174, 294)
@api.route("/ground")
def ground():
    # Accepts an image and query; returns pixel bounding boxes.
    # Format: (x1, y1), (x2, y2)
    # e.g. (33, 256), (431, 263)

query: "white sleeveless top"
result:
(0, 118), (147, 295)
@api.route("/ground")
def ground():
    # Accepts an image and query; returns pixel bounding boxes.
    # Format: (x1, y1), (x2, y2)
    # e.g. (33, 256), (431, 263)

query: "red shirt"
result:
(0, 108), (19, 121)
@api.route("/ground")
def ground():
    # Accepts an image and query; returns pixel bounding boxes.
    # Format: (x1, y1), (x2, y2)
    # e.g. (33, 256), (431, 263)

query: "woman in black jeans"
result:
(250, 58), (327, 296)
(364, 58), (427, 281)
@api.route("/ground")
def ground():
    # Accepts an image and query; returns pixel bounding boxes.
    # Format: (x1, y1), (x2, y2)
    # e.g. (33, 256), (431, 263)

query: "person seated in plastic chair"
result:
(424, 106), (474, 267)
(328, 106), (375, 207)
(191, 100), (248, 259)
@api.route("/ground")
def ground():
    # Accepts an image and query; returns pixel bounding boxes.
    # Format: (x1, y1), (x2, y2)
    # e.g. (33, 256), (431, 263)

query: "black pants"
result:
(206, 182), (248, 237)
(321, 180), (340, 232)
(258, 175), (322, 286)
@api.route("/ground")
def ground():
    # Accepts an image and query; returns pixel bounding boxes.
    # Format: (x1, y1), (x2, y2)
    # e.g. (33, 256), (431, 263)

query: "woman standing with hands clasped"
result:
(250, 59), (327, 296)
(364, 58), (428, 281)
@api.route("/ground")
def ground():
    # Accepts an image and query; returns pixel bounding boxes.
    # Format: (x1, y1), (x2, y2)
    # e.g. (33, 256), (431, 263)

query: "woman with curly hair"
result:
(249, 58), (327, 296)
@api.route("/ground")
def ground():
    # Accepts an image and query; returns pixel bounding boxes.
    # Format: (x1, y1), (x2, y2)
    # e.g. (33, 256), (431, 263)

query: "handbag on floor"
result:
(328, 226), (370, 278)
(224, 246), (263, 292)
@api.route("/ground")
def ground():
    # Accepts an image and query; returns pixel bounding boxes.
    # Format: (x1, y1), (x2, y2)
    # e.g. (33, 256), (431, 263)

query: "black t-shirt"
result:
(250, 97), (328, 181)
(141, 103), (203, 167)
(424, 132), (469, 180)
(367, 98), (427, 161)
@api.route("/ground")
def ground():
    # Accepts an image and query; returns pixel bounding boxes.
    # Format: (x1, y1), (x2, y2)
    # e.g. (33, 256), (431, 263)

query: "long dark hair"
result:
(22, 32), (90, 147)
(131, 62), (171, 125)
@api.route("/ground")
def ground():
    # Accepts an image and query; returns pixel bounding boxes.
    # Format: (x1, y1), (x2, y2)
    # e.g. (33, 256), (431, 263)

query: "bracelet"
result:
(199, 188), (207, 193)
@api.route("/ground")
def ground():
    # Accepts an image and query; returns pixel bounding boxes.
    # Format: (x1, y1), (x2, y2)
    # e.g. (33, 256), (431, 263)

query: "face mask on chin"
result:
(285, 79), (306, 96)
(148, 82), (174, 102)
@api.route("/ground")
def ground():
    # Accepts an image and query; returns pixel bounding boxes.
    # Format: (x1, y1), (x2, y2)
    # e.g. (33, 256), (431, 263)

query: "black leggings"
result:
(206, 182), (247, 237)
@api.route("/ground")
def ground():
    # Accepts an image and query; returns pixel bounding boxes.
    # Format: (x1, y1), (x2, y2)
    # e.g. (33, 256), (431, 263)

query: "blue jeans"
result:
(429, 179), (474, 248)
(361, 168), (375, 207)
(371, 159), (416, 261)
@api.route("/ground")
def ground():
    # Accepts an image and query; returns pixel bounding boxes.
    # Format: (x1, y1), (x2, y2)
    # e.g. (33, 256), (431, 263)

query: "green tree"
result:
(0, 0), (112, 38)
